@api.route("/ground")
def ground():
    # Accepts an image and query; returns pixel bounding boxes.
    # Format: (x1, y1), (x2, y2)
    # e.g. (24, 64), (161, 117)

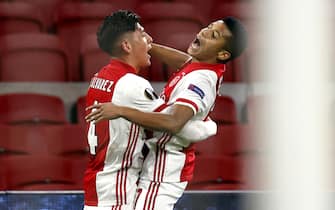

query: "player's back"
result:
(84, 59), (148, 207)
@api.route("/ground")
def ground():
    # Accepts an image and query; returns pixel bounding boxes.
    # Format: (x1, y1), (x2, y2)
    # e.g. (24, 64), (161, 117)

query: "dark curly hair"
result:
(97, 10), (140, 56)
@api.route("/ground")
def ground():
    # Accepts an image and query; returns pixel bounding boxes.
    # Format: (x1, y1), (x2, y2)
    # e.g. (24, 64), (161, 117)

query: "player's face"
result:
(187, 20), (233, 63)
(129, 23), (153, 69)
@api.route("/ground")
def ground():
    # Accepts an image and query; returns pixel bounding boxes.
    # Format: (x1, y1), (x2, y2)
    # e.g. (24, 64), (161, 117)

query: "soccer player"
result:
(83, 10), (217, 210)
(86, 17), (247, 210)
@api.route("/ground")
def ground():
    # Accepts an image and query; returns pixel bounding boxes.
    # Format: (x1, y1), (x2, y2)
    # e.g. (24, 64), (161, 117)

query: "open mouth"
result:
(191, 37), (201, 49)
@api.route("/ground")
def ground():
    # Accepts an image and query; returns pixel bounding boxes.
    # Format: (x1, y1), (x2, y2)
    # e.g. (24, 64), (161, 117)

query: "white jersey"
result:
(140, 62), (225, 183)
(84, 59), (163, 207)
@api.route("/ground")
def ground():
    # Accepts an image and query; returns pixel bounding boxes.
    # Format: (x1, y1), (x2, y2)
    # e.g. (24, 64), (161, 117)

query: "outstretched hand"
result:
(85, 102), (121, 123)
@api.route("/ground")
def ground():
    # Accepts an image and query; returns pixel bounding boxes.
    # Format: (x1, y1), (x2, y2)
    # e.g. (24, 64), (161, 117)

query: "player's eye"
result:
(212, 31), (219, 39)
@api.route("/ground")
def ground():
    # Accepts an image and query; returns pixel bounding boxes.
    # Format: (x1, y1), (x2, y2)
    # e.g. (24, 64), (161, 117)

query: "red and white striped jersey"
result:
(141, 62), (225, 182)
(84, 59), (164, 207)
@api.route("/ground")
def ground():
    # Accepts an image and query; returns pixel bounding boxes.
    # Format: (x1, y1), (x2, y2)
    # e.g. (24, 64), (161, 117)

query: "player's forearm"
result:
(150, 43), (192, 70)
(118, 106), (186, 134)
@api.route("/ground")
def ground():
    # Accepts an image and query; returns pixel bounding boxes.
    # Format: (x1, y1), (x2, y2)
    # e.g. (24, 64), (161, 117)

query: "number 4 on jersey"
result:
(87, 101), (98, 155)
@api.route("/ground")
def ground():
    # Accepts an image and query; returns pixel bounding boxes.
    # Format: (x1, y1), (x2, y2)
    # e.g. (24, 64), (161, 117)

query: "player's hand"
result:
(85, 102), (121, 123)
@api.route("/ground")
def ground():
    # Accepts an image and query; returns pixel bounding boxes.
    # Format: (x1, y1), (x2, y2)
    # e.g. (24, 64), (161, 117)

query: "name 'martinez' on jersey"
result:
(89, 76), (114, 92)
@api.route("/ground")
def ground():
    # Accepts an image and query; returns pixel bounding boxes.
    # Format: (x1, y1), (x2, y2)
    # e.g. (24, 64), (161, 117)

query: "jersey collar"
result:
(187, 62), (226, 74)
(109, 59), (137, 74)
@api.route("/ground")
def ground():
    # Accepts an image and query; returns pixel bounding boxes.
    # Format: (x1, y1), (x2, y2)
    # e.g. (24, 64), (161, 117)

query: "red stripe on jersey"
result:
(115, 170), (120, 206)
(123, 124), (140, 204)
(159, 134), (171, 182)
(118, 123), (139, 205)
(151, 182), (161, 210)
(176, 98), (199, 113)
(160, 150), (167, 182)
(153, 133), (169, 181)
(147, 182), (159, 210)
(143, 182), (154, 210)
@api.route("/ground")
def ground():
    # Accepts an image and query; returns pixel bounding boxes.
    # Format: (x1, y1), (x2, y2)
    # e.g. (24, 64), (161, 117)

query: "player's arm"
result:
(86, 103), (194, 134)
(176, 118), (217, 142)
(150, 43), (193, 70)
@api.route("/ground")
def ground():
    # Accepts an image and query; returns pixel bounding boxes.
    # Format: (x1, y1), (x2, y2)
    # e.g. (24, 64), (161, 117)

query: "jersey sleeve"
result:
(176, 119), (217, 142)
(112, 73), (164, 112)
(173, 70), (218, 115)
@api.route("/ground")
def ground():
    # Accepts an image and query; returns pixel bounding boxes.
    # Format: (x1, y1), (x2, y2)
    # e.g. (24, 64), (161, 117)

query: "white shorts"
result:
(83, 204), (133, 210)
(134, 179), (188, 210)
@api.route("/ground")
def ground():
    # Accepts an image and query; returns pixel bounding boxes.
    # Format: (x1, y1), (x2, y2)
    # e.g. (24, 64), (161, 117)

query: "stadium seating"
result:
(1, 155), (87, 190)
(80, 34), (110, 81)
(75, 95), (86, 125)
(210, 1), (255, 22)
(0, 124), (88, 157)
(169, 0), (215, 22)
(0, 2), (45, 34)
(194, 124), (256, 157)
(95, 0), (139, 10)
(187, 156), (244, 190)
(209, 95), (238, 124)
(0, 93), (68, 125)
(0, 33), (69, 81)
(54, 2), (118, 81)
(13, 0), (63, 31)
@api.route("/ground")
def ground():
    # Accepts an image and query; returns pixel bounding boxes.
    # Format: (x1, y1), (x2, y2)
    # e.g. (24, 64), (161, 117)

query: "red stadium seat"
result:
(194, 124), (256, 157)
(1, 155), (87, 190)
(210, 1), (255, 22)
(80, 34), (110, 81)
(0, 93), (68, 125)
(187, 156), (244, 190)
(169, 0), (216, 21)
(76, 95), (86, 126)
(209, 95), (238, 124)
(0, 124), (89, 157)
(0, 33), (69, 81)
(14, 0), (63, 30)
(95, 0), (139, 10)
(0, 2), (45, 34)
(0, 162), (7, 190)
(55, 2), (118, 81)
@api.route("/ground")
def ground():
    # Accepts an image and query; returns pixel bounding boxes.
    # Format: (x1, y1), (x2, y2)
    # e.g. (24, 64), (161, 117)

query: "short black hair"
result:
(221, 17), (248, 62)
(97, 10), (140, 56)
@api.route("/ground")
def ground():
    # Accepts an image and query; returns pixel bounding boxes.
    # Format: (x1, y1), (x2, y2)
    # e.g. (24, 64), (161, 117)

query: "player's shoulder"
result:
(185, 69), (218, 82)
(117, 73), (152, 90)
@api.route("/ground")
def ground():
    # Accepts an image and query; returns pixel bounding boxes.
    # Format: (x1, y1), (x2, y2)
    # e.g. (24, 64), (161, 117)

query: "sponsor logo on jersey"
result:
(188, 84), (205, 99)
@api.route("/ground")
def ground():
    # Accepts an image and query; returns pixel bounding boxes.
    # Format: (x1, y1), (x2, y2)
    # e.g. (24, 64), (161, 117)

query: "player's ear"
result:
(121, 40), (132, 54)
(217, 50), (231, 62)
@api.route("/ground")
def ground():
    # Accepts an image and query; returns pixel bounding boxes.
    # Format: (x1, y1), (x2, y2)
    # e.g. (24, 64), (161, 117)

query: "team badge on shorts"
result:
(188, 84), (205, 99)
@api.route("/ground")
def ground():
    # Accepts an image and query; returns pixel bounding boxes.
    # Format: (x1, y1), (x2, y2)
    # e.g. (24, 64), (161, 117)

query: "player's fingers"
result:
(85, 110), (101, 121)
(85, 104), (101, 111)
